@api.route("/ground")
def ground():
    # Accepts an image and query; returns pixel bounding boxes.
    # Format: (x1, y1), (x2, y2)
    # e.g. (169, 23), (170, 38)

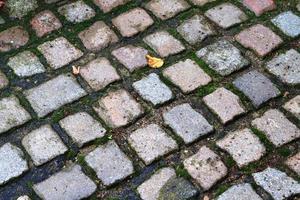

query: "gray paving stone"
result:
(251, 109), (300, 147)
(217, 128), (266, 167)
(17, 195), (31, 200)
(128, 124), (178, 165)
(217, 183), (262, 200)
(59, 112), (106, 147)
(0, 143), (28, 185)
(298, 3), (300, 11)
(0, 71), (9, 89)
(272, 11), (300, 37)
(285, 152), (300, 175)
(163, 104), (213, 144)
(253, 168), (300, 200)
(133, 73), (173, 106)
(233, 70), (280, 108)
(184, 146), (227, 190)
(0, 26), (29, 52)
(203, 88), (245, 124)
(177, 14), (215, 45)
(38, 37), (83, 69)
(283, 95), (300, 119)
(6, 0), (38, 19)
(196, 40), (249, 76)
(0, 95), (31, 134)
(266, 49), (300, 85)
(85, 141), (134, 186)
(22, 125), (68, 166)
(7, 51), (45, 77)
(33, 165), (96, 200)
(93, 0), (130, 13)
(24, 74), (87, 117)
(143, 31), (185, 57)
(190, 0), (215, 6)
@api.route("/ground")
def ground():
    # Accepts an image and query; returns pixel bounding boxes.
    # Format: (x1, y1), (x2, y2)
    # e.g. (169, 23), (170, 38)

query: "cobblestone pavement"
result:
(0, 0), (299, 199)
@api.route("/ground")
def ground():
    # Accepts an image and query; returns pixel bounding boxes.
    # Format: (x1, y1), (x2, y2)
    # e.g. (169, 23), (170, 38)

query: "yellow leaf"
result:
(72, 66), (80, 75)
(146, 55), (164, 68)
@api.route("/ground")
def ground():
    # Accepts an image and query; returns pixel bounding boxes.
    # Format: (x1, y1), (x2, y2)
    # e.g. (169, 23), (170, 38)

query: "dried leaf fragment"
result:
(146, 55), (164, 68)
(72, 66), (80, 75)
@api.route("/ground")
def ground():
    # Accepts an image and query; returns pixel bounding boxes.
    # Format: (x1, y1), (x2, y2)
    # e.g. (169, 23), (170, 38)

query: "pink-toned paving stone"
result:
(0, 26), (29, 52)
(285, 152), (300, 175)
(0, 71), (9, 89)
(93, 0), (131, 13)
(243, 0), (276, 16)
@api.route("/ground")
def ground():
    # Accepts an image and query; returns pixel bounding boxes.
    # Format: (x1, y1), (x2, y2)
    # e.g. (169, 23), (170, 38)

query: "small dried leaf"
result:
(203, 195), (209, 200)
(146, 55), (164, 68)
(72, 66), (80, 75)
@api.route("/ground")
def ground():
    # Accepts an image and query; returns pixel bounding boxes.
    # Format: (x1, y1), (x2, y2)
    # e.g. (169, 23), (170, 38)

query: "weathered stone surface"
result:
(190, 0), (215, 6)
(243, 0), (276, 16)
(45, 0), (61, 3)
(251, 109), (300, 147)
(0, 16), (5, 24)
(0, 71), (9, 89)
(5, 0), (38, 19)
(283, 95), (300, 119)
(253, 168), (300, 200)
(0, 143), (28, 185)
(272, 11), (300, 37)
(85, 141), (134, 186)
(93, 0), (130, 13)
(0, 26), (29, 52)
(163, 104), (213, 144)
(33, 165), (96, 200)
(285, 152), (300, 175)
(24, 74), (87, 117)
(217, 183), (263, 200)
(17, 195), (31, 200)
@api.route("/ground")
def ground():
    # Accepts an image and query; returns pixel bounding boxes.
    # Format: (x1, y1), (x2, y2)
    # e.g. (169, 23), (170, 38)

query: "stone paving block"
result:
(163, 59), (211, 93)
(217, 183), (263, 200)
(112, 45), (148, 72)
(0, 16), (5, 24)
(283, 95), (300, 119)
(0, 26), (29, 52)
(203, 88), (245, 124)
(80, 57), (120, 91)
(177, 14), (215, 45)
(143, 31), (185, 57)
(22, 125), (68, 166)
(205, 3), (247, 29)
(59, 112), (106, 147)
(163, 104), (213, 144)
(133, 73), (173, 106)
(0, 96), (31, 134)
(235, 24), (282, 57)
(196, 40), (249, 76)
(93, 0), (130, 13)
(217, 128), (266, 167)
(38, 37), (83, 69)
(30, 10), (62, 37)
(233, 70), (280, 108)
(184, 146), (227, 190)
(24, 74), (87, 117)
(7, 51), (45, 77)
(190, 0), (215, 6)
(272, 11), (300, 38)
(93, 89), (143, 128)
(266, 49), (300, 85)
(85, 141), (134, 186)
(285, 152), (300, 175)
(0, 143), (28, 185)
(6, 0), (38, 19)
(145, 0), (190, 20)
(0, 71), (9, 89)
(112, 8), (154, 37)
(78, 21), (118, 51)
(45, 0), (61, 3)
(58, 0), (95, 23)
(128, 124), (178, 165)
(17, 196), (30, 200)
(243, 0), (276, 16)
(251, 109), (300, 147)
(253, 168), (300, 200)
(33, 165), (96, 200)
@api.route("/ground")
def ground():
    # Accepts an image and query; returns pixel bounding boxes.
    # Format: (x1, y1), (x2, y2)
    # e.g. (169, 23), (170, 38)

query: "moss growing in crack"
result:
(277, 147), (292, 157)
(250, 128), (275, 153)
(196, 82), (218, 97)
(214, 184), (230, 197)
(175, 164), (191, 179)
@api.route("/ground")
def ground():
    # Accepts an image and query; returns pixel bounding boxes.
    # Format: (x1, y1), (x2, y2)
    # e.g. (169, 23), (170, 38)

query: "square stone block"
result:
(93, 0), (130, 13)
(190, 0), (215, 6)
(285, 152), (300, 175)
(6, 0), (38, 19)
(0, 26), (29, 52)
(272, 11), (300, 37)
(217, 183), (263, 200)
(283, 95), (300, 119)
(243, 0), (276, 16)
(0, 71), (9, 89)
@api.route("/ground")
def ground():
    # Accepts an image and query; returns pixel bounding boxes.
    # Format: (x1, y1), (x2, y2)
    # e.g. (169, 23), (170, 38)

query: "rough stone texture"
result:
(163, 59), (211, 93)
(205, 3), (248, 29)
(128, 124), (178, 165)
(145, 0), (190, 20)
(196, 40), (249, 76)
(243, 0), (276, 16)
(38, 37), (83, 69)
(0, 26), (29, 52)
(143, 31), (185, 57)
(0, 143), (28, 185)
(5, 0), (38, 19)
(133, 73), (173, 106)
(163, 104), (213, 144)
(59, 112), (106, 147)
(253, 168), (300, 200)
(93, 0), (130, 13)
(24, 74), (87, 117)
(283, 95), (300, 119)
(112, 45), (148, 72)
(285, 152), (300, 175)
(33, 165), (96, 200)
(235, 24), (282, 57)
(58, 0), (95, 23)
(93, 89), (143, 128)
(80, 57), (120, 91)
(217, 183), (263, 200)
(0, 71), (9, 89)
(272, 11), (300, 38)
(217, 128), (266, 167)
(203, 88), (245, 124)
(184, 146), (227, 190)
(85, 141), (134, 186)
(233, 70), (280, 108)
(17, 196), (31, 200)
(45, 0), (61, 3)
(251, 109), (300, 147)
(30, 10), (62, 37)
(266, 49), (300, 85)
(78, 21), (118, 51)
(190, 0), (215, 6)
(0, 16), (5, 24)
(112, 8), (154, 37)
(0, 96), (31, 134)
(177, 14), (215, 45)
(7, 51), (45, 77)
